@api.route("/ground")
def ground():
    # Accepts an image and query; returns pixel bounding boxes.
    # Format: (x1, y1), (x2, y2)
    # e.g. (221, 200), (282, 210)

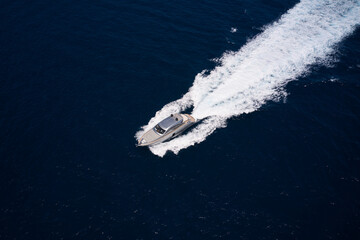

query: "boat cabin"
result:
(154, 114), (183, 135)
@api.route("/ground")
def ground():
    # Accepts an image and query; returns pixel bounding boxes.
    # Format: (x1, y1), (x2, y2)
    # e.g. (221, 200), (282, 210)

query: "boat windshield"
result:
(154, 124), (165, 134)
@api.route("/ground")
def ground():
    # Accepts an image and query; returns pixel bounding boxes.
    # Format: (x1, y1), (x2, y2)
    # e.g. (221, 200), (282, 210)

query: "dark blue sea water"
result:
(1, 0), (360, 239)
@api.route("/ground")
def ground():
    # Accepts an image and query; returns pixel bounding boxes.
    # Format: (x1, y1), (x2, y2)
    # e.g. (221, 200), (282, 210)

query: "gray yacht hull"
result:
(137, 114), (196, 146)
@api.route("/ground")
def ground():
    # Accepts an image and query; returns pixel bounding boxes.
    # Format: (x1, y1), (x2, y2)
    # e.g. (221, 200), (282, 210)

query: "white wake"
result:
(136, 0), (360, 157)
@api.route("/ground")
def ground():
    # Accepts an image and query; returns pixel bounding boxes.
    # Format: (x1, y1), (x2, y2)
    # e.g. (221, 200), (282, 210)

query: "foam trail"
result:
(136, 0), (360, 157)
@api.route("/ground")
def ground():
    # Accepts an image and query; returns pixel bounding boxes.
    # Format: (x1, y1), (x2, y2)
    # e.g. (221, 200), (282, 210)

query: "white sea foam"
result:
(136, 0), (360, 157)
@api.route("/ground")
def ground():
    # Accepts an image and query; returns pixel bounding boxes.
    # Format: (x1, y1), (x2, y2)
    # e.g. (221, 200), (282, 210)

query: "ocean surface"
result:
(1, 0), (360, 239)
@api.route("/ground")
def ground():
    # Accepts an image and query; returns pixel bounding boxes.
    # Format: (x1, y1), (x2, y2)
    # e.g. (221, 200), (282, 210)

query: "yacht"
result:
(137, 113), (196, 146)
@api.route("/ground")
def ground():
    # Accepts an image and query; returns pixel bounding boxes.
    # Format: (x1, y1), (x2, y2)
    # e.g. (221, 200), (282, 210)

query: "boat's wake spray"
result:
(136, 0), (360, 157)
